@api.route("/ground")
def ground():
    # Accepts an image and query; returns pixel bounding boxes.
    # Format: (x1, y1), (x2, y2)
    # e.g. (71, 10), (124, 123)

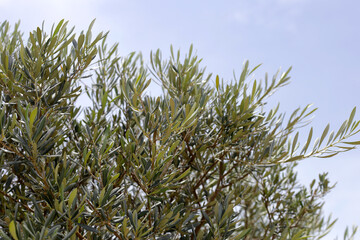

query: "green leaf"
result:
(319, 124), (330, 146)
(347, 107), (356, 131)
(233, 228), (251, 240)
(291, 132), (299, 154)
(36, 27), (42, 44)
(63, 226), (77, 240)
(29, 107), (37, 130)
(279, 227), (290, 240)
(32, 197), (45, 222)
(156, 149), (167, 166)
(282, 155), (305, 163)
(53, 19), (65, 36)
(76, 223), (99, 233)
(335, 120), (348, 140)
(9, 221), (18, 240)
(44, 210), (56, 227)
(173, 168), (191, 182)
(68, 188), (77, 208)
(344, 141), (360, 145)
(201, 210), (213, 228)
(170, 98), (176, 118)
(0, 230), (12, 240)
(169, 140), (181, 153)
(77, 34), (85, 49)
(109, 173), (120, 185)
(99, 187), (106, 205)
(33, 115), (46, 142)
(19, 44), (25, 63)
(318, 152), (339, 158)
(83, 150), (92, 166)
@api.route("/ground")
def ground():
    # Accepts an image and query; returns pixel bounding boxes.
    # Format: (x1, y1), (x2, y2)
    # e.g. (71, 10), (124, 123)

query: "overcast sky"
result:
(1, 0), (359, 238)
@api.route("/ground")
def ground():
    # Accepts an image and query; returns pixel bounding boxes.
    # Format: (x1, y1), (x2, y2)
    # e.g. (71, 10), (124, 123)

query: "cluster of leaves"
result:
(0, 20), (359, 239)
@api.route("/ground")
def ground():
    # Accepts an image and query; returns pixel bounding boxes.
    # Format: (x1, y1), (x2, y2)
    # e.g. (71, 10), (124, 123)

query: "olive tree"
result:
(0, 20), (358, 239)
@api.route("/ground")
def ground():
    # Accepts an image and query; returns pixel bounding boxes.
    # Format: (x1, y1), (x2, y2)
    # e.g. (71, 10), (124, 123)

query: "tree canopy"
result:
(0, 20), (359, 239)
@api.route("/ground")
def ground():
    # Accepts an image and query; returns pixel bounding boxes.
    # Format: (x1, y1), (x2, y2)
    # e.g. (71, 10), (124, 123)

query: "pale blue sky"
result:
(1, 0), (360, 238)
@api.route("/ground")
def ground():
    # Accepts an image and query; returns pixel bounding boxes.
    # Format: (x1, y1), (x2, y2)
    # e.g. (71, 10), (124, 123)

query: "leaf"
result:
(156, 149), (167, 166)
(169, 140), (180, 153)
(318, 152), (338, 158)
(170, 98), (175, 117)
(19, 44), (25, 63)
(68, 188), (77, 208)
(347, 107), (356, 131)
(279, 227), (290, 240)
(109, 173), (120, 185)
(72, 39), (78, 49)
(249, 63), (262, 75)
(335, 120), (348, 140)
(104, 141), (114, 155)
(201, 210), (213, 228)
(291, 132), (299, 154)
(240, 60), (249, 84)
(216, 75), (219, 91)
(36, 27), (42, 44)
(77, 34), (85, 49)
(86, 19), (96, 44)
(122, 218), (129, 236)
(89, 32), (103, 49)
(9, 221), (18, 240)
(281, 155), (305, 163)
(32, 197), (45, 222)
(326, 131), (335, 145)
(76, 223), (99, 233)
(32, 115), (46, 142)
(83, 149), (92, 166)
(63, 226), (77, 240)
(44, 210), (56, 227)
(319, 124), (330, 146)
(99, 187), (106, 205)
(0, 230), (12, 240)
(53, 19), (65, 36)
(344, 141), (360, 145)
(233, 228), (251, 240)
(173, 168), (191, 182)
(220, 203), (234, 225)
(29, 107), (37, 130)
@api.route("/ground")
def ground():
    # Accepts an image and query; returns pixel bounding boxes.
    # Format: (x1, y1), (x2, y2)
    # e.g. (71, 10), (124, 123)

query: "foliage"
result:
(0, 20), (359, 239)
